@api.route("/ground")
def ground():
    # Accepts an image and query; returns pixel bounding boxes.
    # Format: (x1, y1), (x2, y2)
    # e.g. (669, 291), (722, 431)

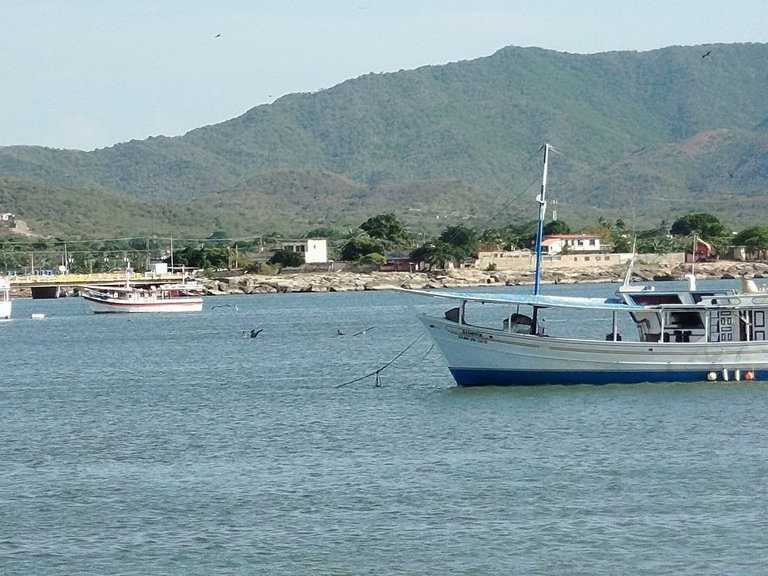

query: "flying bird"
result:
(352, 326), (376, 337)
(249, 328), (263, 338)
(702, 50), (711, 58)
(215, 33), (221, 38)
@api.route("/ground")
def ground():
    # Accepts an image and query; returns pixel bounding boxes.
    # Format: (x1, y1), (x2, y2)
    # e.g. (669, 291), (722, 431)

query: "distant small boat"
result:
(0, 277), (11, 319)
(81, 267), (204, 314)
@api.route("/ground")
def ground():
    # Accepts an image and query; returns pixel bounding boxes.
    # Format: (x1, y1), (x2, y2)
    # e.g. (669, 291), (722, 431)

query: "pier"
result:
(7, 272), (189, 298)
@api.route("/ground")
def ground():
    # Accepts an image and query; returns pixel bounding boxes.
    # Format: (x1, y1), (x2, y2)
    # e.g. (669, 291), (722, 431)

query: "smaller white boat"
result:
(0, 277), (11, 319)
(81, 273), (204, 314)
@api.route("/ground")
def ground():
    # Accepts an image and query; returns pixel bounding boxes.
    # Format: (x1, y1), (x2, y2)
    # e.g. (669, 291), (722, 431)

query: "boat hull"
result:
(83, 294), (203, 313)
(420, 314), (768, 386)
(0, 279), (10, 319)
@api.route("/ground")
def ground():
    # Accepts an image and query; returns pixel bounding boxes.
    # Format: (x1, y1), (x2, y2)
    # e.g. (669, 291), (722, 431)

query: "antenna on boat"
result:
(691, 234), (697, 277)
(124, 260), (132, 288)
(533, 143), (551, 296)
(622, 236), (638, 287)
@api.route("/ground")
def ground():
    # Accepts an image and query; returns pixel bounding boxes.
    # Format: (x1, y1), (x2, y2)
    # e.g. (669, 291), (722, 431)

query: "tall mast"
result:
(533, 143), (550, 296)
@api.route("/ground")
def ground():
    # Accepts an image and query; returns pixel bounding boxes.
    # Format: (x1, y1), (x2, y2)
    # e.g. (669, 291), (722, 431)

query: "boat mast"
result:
(533, 143), (551, 296)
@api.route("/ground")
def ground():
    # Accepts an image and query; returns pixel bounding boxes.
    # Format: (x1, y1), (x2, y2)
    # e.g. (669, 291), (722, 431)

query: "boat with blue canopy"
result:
(403, 144), (768, 386)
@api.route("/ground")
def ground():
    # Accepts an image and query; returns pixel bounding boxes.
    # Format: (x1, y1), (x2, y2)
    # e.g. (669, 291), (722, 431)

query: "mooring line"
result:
(336, 334), (425, 388)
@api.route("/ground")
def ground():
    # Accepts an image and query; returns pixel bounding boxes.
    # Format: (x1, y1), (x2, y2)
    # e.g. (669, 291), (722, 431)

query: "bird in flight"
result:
(352, 326), (376, 337)
(215, 33), (221, 38)
(249, 328), (263, 338)
(702, 50), (711, 58)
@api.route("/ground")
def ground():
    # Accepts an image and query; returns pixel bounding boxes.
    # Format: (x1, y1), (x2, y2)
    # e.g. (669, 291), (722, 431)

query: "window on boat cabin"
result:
(691, 292), (718, 303)
(667, 311), (704, 329)
(628, 294), (681, 305)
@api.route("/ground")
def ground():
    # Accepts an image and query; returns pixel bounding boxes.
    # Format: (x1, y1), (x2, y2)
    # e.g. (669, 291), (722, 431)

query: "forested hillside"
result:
(1, 42), (767, 238)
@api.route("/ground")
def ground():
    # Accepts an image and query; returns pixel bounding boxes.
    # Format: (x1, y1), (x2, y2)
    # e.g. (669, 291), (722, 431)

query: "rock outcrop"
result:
(200, 261), (768, 295)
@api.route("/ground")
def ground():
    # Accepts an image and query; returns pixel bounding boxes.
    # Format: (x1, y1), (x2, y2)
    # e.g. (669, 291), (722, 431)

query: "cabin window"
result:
(691, 292), (717, 303)
(630, 294), (681, 305)
(668, 311), (704, 329)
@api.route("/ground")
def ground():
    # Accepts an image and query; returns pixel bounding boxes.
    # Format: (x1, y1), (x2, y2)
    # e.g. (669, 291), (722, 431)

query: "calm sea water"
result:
(1, 283), (767, 575)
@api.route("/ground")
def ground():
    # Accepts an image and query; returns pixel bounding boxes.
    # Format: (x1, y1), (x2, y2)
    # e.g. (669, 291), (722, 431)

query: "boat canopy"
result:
(400, 288), (643, 311)
(400, 287), (768, 312)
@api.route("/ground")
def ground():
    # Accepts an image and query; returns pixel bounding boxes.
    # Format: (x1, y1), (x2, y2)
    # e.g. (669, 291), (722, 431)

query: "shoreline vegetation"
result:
(202, 260), (768, 295)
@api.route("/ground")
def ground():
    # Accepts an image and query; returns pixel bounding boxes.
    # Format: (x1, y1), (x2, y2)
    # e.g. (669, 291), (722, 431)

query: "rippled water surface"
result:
(1, 285), (767, 575)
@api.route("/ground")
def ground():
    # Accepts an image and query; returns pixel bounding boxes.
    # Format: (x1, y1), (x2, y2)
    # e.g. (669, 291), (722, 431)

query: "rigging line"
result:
(480, 145), (566, 229)
(475, 176), (541, 232)
(335, 334), (425, 388)
(436, 146), (547, 246)
(387, 342), (436, 370)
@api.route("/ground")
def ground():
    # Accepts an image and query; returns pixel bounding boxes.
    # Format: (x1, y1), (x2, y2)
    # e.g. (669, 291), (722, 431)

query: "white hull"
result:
(0, 278), (11, 319)
(82, 291), (203, 314)
(421, 314), (768, 386)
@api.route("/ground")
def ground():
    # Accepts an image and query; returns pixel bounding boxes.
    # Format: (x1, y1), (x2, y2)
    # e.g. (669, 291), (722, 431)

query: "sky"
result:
(2, 0), (768, 151)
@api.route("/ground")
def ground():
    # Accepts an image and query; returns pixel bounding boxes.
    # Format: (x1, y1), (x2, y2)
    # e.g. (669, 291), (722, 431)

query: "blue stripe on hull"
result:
(449, 368), (754, 387)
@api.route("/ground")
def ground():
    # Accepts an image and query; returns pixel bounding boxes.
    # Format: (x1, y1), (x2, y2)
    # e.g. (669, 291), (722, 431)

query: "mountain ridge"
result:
(1, 42), (768, 237)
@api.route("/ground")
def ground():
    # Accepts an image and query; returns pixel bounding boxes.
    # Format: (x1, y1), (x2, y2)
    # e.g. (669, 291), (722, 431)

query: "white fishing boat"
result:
(404, 144), (768, 386)
(81, 273), (204, 314)
(0, 277), (11, 319)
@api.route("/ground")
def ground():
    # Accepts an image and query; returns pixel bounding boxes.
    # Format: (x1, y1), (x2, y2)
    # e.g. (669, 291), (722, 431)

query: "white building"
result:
(541, 234), (602, 255)
(281, 238), (328, 264)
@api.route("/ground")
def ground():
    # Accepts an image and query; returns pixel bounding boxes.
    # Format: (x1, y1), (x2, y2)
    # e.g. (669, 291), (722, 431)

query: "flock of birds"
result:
(212, 303), (376, 341)
(246, 326), (375, 339)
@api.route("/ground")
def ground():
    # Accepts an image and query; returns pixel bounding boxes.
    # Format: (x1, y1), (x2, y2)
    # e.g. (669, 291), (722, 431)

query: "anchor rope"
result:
(336, 333), (425, 388)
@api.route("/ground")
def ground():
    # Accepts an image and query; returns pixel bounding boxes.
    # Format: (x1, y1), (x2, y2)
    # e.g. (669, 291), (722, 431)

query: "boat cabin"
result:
(618, 278), (768, 344)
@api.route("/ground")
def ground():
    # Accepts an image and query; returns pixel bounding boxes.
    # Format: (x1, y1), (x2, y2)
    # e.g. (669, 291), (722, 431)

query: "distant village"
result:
(0, 207), (756, 280)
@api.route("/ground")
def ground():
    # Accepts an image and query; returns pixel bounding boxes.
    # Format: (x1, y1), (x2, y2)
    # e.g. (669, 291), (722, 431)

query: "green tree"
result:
(411, 241), (458, 270)
(733, 225), (768, 260)
(439, 225), (477, 260)
(268, 249), (304, 267)
(478, 228), (507, 247)
(340, 236), (386, 261)
(305, 227), (344, 240)
(542, 220), (572, 235)
(670, 213), (729, 240)
(359, 213), (410, 246)
(173, 245), (229, 269)
(505, 221), (538, 250)
(357, 252), (386, 265)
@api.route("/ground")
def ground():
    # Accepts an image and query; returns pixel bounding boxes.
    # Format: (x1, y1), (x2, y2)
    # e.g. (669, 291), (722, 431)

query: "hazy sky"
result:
(2, 0), (767, 151)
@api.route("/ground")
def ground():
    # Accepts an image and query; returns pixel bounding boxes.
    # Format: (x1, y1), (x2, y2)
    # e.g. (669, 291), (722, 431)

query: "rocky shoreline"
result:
(202, 260), (768, 295)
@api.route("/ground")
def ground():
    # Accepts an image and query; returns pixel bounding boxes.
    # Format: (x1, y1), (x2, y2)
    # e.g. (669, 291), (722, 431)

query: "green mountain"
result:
(1, 42), (768, 238)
